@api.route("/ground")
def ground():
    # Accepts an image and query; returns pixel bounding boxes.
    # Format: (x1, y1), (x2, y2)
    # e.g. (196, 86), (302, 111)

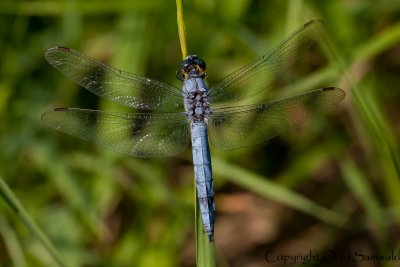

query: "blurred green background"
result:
(1, 0), (400, 266)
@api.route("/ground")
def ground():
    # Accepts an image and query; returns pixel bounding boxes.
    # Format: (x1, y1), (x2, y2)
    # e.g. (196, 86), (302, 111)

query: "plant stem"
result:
(176, 0), (187, 59)
(0, 177), (67, 267)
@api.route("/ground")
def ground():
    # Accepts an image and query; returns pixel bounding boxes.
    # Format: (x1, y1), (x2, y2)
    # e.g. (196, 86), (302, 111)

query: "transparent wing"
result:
(208, 20), (324, 106)
(41, 108), (189, 157)
(45, 47), (183, 110)
(208, 87), (345, 150)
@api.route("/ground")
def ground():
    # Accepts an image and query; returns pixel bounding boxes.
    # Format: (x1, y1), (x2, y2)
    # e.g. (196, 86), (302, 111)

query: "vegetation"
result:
(0, 0), (399, 266)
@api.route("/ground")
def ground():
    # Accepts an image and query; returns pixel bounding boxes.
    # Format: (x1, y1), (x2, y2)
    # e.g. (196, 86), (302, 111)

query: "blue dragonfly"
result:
(42, 20), (345, 241)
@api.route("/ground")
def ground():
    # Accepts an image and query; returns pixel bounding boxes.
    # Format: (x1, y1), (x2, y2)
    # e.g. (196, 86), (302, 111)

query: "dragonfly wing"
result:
(208, 20), (325, 106)
(208, 87), (345, 150)
(45, 47), (183, 110)
(41, 108), (189, 157)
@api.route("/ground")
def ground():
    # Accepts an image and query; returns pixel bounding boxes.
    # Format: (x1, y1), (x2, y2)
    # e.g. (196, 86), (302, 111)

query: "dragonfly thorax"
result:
(184, 89), (210, 123)
(180, 55), (210, 123)
(182, 65), (211, 123)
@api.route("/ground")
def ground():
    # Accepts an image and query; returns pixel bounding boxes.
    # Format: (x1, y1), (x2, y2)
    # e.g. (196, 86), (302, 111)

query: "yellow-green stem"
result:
(176, 0), (187, 59)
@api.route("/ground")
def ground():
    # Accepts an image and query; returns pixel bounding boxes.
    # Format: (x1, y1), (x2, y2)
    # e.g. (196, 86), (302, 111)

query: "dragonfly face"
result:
(177, 55), (207, 81)
(42, 20), (346, 241)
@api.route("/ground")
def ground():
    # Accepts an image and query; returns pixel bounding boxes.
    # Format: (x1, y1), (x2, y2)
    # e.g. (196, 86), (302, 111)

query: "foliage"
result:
(0, 0), (399, 266)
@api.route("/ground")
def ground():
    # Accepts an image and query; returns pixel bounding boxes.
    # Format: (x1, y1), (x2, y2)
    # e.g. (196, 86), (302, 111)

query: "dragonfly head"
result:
(176, 55), (207, 81)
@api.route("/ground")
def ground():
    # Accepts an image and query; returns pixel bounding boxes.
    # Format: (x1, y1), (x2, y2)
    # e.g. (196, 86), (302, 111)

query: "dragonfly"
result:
(42, 20), (345, 242)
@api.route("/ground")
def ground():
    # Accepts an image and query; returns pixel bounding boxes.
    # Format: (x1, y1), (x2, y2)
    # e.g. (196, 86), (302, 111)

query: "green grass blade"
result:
(213, 157), (347, 227)
(0, 177), (67, 267)
(351, 83), (400, 217)
(353, 21), (400, 63)
(318, 18), (400, 220)
(0, 218), (27, 267)
(340, 159), (388, 239)
(0, 1), (162, 15)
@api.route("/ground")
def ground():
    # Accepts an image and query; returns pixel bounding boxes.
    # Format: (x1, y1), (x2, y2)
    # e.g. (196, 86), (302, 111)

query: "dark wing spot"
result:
(57, 46), (70, 52)
(54, 107), (69, 111)
(322, 87), (336, 91)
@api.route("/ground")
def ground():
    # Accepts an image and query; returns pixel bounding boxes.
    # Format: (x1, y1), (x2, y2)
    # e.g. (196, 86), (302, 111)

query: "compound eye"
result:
(194, 58), (206, 70)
